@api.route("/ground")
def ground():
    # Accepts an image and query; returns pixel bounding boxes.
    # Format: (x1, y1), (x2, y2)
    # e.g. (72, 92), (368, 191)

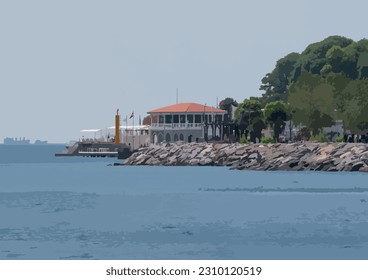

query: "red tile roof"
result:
(148, 103), (226, 114)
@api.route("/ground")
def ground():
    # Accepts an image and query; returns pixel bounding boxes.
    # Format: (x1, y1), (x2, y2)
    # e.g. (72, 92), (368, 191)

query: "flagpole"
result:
(126, 115), (128, 145)
(132, 112), (135, 150)
(138, 115), (141, 148)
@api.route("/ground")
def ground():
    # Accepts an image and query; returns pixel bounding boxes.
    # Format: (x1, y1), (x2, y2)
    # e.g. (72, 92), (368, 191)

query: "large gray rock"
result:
(124, 142), (368, 172)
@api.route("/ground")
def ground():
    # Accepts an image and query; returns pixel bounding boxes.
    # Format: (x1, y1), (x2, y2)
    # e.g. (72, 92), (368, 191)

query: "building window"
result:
(209, 115), (212, 123)
(180, 115), (186, 123)
(187, 115), (193, 123)
(179, 133), (184, 141)
(165, 115), (172, 124)
(174, 133), (179, 141)
(215, 115), (222, 123)
(195, 114), (202, 123)
(173, 115), (179, 123)
(159, 115), (164, 123)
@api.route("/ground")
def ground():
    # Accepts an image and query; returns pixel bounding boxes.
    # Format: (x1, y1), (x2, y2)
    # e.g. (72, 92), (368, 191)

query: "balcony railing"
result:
(151, 123), (203, 129)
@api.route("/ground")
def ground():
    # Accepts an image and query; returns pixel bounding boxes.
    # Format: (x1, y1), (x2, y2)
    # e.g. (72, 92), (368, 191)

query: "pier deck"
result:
(55, 141), (132, 159)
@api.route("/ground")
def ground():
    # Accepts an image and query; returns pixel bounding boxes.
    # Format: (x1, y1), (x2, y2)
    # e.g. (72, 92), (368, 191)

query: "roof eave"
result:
(148, 110), (227, 114)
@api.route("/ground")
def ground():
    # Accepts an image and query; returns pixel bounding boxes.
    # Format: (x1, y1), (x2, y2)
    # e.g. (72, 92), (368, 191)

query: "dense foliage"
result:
(222, 35), (368, 143)
(288, 72), (335, 135)
(264, 101), (288, 142)
(234, 99), (265, 142)
(259, 35), (368, 136)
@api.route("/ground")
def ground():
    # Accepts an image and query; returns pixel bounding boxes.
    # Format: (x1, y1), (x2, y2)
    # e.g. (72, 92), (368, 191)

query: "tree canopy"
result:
(219, 97), (238, 121)
(259, 35), (368, 136)
(235, 99), (265, 142)
(288, 72), (336, 135)
(259, 52), (300, 105)
(264, 101), (288, 142)
(219, 35), (368, 143)
(259, 36), (368, 104)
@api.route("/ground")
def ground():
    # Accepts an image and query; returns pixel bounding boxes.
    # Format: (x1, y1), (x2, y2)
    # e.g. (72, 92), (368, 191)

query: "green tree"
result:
(256, 36), (368, 138)
(264, 101), (288, 142)
(327, 73), (368, 133)
(219, 97), (238, 121)
(357, 50), (368, 79)
(260, 35), (356, 102)
(338, 39), (368, 79)
(326, 45), (344, 73)
(259, 52), (300, 106)
(249, 116), (266, 143)
(326, 73), (351, 121)
(288, 72), (336, 135)
(338, 79), (368, 133)
(235, 99), (265, 142)
(294, 35), (353, 77)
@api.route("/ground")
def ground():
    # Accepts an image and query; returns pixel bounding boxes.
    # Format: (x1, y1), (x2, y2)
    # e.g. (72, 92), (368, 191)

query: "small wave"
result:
(59, 253), (94, 260)
(199, 186), (368, 193)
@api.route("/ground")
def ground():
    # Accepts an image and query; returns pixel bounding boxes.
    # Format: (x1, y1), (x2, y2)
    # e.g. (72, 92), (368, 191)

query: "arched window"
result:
(179, 133), (184, 141)
(165, 133), (171, 142)
(158, 133), (164, 143)
(174, 134), (179, 141)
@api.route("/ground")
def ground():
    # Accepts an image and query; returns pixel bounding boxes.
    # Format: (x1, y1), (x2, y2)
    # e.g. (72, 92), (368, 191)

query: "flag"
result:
(129, 111), (134, 119)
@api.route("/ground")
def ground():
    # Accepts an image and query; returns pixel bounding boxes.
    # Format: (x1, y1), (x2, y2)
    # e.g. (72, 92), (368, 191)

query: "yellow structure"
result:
(115, 109), (120, 144)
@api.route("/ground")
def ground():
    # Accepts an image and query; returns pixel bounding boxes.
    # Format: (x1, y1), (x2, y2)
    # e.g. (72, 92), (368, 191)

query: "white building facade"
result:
(148, 103), (227, 143)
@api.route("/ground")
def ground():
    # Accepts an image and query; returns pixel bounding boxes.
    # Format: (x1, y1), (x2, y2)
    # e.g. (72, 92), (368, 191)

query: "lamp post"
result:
(287, 103), (293, 143)
(334, 108), (338, 138)
(289, 110), (295, 143)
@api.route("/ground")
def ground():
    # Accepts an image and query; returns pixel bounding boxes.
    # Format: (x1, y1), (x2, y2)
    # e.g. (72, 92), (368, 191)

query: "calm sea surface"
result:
(0, 144), (368, 260)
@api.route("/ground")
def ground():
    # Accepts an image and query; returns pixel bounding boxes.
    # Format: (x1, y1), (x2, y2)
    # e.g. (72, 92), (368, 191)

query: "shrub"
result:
(261, 136), (276, 144)
(310, 132), (329, 142)
(295, 127), (311, 141)
(239, 134), (248, 144)
(335, 134), (344, 142)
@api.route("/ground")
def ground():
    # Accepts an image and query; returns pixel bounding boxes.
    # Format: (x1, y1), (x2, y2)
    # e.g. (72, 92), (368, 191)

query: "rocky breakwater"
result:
(124, 142), (368, 172)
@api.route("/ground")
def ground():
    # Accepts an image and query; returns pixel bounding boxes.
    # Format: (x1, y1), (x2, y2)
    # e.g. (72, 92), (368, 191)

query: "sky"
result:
(1, 0), (367, 143)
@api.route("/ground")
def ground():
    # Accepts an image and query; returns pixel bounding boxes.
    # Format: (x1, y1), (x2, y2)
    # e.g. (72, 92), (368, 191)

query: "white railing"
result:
(150, 123), (203, 129)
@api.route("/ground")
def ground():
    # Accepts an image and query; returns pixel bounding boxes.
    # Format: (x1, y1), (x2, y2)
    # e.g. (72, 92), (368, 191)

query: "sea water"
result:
(0, 144), (368, 260)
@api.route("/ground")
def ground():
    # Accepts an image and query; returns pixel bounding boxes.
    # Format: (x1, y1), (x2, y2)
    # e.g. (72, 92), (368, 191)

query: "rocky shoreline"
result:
(124, 142), (368, 172)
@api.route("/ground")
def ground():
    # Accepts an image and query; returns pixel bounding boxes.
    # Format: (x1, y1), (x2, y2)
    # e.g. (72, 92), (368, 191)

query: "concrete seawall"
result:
(124, 142), (368, 172)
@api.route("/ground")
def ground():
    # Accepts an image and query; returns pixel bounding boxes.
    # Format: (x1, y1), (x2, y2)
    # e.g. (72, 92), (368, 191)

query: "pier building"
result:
(147, 103), (227, 143)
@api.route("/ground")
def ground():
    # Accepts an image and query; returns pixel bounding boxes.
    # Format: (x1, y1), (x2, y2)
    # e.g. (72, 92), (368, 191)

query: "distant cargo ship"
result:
(3, 137), (48, 145)
(4, 137), (31, 145)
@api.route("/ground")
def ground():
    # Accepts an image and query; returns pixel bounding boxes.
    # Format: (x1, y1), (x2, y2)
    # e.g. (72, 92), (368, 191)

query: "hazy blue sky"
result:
(1, 0), (367, 143)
